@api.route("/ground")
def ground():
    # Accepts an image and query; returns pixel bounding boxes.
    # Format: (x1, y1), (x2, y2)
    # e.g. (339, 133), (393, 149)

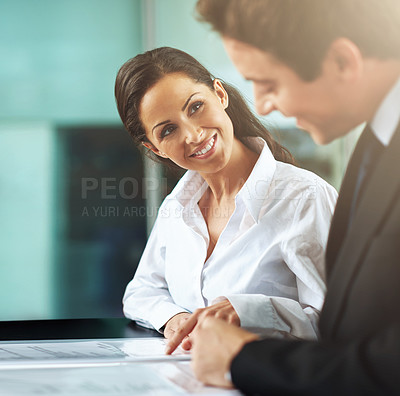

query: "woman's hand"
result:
(164, 312), (192, 340)
(165, 299), (240, 354)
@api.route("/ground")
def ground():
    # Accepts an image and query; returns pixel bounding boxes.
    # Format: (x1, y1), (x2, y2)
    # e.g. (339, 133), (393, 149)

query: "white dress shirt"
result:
(371, 77), (400, 146)
(123, 138), (338, 340)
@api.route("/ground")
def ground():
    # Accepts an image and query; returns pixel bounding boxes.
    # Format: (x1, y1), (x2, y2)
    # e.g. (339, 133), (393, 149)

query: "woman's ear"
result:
(142, 141), (169, 158)
(213, 79), (229, 109)
(324, 38), (363, 83)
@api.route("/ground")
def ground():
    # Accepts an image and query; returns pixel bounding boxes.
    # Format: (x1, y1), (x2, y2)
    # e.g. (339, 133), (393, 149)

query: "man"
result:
(166, 0), (400, 394)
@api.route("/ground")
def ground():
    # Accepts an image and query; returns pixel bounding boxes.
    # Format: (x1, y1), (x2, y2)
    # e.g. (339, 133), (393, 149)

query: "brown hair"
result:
(115, 46), (294, 168)
(196, 0), (400, 81)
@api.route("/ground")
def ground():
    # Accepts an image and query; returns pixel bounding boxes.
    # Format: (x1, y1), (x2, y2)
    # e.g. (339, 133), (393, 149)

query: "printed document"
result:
(0, 338), (189, 369)
(0, 338), (241, 394)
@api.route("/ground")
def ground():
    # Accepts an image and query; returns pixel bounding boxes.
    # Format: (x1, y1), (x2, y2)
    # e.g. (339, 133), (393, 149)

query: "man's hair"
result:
(196, 0), (400, 81)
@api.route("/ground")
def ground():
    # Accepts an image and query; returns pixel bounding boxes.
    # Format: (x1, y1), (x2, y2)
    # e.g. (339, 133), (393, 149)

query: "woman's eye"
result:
(161, 125), (176, 139)
(189, 101), (203, 115)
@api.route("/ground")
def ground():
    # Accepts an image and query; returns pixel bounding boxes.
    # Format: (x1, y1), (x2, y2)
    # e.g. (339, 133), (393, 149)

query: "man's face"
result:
(223, 37), (361, 144)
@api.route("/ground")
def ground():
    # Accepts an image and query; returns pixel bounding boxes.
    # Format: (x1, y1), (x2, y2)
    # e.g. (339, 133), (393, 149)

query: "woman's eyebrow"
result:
(152, 92), (201, 133)
(181, 92), (200, 111)
(152, 120), (170, 133)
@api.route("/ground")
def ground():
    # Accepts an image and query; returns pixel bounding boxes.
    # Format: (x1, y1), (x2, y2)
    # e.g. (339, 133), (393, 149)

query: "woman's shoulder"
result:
(273, 161), (338, 200)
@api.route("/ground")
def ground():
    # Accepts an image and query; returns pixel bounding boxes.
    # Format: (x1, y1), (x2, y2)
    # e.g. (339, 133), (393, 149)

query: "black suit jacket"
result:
(231, 122), (400, 395)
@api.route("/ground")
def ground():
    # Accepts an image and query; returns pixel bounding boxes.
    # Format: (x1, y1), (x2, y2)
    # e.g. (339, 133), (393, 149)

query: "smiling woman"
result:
(139, 73), (235, 173)
(114, 47), (338, 344)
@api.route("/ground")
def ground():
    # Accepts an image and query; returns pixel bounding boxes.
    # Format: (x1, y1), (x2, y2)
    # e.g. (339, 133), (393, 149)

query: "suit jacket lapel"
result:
(322, 124), (400, 337)
(325, 128), (371, 274)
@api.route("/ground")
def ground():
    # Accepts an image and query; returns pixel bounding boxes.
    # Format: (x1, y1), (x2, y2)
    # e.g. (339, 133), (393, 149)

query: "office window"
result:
(0, 0), (353, 321)
(0, 0), (144, 320)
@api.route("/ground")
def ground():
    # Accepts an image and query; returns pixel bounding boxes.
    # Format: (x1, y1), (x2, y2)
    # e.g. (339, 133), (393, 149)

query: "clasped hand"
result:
(164, 299), (240, 354)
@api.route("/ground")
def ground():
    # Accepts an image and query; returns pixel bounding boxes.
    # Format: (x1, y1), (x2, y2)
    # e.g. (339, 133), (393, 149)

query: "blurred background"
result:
(0, 0), (359, 321)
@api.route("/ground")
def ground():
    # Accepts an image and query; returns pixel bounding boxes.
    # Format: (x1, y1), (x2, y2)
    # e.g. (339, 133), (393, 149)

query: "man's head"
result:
(197, 0), (400, 143)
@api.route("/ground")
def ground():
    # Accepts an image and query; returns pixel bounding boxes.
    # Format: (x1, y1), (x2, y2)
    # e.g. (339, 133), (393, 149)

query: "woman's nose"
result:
(184, 126), (204, 144)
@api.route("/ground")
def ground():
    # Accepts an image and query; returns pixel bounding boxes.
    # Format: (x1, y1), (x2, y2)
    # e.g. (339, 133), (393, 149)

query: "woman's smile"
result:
(140, 73), (235, 173)
(190, 134), (217, 159)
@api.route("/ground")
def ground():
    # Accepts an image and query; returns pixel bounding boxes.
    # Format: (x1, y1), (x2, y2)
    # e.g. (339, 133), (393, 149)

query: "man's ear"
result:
(325, 38), (363, 82)
(142, 142), (168, 158)
(213, 79), (229, 109)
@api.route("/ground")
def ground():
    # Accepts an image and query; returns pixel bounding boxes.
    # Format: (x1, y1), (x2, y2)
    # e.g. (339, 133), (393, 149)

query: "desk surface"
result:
(0, 318), (161, 341)
(0, 320), (241, 395)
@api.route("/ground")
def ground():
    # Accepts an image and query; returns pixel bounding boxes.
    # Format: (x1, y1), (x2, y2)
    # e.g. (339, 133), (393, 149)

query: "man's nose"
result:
(253, 87), (277, 116)
(255, 100), (276, 116)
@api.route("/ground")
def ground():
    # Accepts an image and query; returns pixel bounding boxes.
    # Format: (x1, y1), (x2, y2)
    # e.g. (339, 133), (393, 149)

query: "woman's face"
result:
(139, 72), (235, 174)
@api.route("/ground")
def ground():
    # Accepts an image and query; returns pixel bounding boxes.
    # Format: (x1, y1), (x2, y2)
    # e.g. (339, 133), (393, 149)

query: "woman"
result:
(115, 47), (337, 342)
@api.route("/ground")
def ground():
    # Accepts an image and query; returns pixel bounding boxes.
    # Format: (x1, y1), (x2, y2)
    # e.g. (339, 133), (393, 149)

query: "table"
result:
(0, 318), (161, 341)
(0, 319), (240, 395)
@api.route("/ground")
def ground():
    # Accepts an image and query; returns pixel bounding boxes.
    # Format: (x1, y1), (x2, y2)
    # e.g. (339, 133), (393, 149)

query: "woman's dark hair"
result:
(115, 46), (294, 168)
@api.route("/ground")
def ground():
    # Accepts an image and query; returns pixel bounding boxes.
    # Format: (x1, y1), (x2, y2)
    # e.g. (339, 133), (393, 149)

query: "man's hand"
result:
(164, 312), (191, 340)
(191, 317), (259, 388)
(165, 299), (240, 354)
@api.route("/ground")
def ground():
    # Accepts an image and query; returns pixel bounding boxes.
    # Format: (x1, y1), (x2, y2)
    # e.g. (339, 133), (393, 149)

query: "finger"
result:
(227, 310), (240, 325)
(213, 306), (234, 321)
(200, 307), (222, 320)
(227, 315), (236, 324)
(213, 309), (228, 320)
(181, 335), (192, 351)
(211, 305), (239, 325)
(165, 314), (198, 354)
(163, 328), (174, 340)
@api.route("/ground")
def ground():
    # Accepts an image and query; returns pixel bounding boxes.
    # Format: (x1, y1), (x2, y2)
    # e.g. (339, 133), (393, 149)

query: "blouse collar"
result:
(171, 137), (277, 223)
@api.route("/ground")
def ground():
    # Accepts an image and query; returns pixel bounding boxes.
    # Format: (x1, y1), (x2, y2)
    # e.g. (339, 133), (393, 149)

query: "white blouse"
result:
(123, 138), (338, 340)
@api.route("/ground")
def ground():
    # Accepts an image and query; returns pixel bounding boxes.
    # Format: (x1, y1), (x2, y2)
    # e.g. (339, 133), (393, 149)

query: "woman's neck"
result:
(199, 139), (259, 204)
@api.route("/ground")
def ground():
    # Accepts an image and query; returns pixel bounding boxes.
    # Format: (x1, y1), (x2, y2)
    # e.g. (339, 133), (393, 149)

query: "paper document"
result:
(0, 363), (185, 395)
(0, 362), (241, 395)
(0, 338), (190, 369)
(0, 339), (240, 395)
(153, 361), (242, 395)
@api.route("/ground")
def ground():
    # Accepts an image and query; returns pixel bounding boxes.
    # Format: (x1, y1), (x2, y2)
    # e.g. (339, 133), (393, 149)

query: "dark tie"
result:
(347, 126), (384, 229)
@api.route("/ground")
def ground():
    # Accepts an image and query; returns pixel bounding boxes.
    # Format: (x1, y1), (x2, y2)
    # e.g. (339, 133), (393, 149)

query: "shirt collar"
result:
(172, 170), (207, 209)
(370, 76), (400, 146)
(237, 137), (277, 223)
(172, 137), (277, 222)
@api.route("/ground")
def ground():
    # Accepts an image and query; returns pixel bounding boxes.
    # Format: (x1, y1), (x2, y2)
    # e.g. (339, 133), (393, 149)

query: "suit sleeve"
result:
(231, 322), (400, 395)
